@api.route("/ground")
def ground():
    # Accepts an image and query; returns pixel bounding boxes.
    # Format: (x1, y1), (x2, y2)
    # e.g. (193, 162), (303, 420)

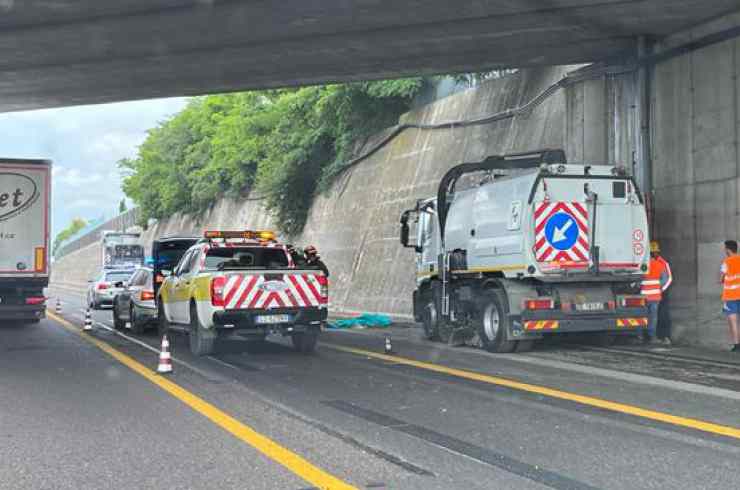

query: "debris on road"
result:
(329, 313), (392, 329)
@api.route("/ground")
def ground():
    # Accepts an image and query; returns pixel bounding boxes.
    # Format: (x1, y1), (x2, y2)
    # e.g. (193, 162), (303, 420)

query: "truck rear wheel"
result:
(189, 302), (216, 356)
(477, 291), (517, 353)
(420, 296), (440, 340)
(292, 326), (319, 353)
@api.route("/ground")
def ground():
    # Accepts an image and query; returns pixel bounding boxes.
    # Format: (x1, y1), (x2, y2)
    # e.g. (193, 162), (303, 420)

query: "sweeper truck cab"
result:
(400, 149), (650, 352)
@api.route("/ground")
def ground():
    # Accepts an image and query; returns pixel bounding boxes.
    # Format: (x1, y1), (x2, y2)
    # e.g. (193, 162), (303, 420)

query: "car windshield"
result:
(205, 247), (289, 270)
(154, 242), (196, 271)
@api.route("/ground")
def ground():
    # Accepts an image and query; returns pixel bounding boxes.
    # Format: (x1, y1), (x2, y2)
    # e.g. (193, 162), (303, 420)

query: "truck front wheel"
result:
(477, 291), (517, 353)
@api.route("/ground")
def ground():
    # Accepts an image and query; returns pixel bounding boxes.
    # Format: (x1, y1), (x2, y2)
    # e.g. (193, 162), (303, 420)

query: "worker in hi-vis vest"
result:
(641, 241), (673, 345)
(720, 240), (740, 352)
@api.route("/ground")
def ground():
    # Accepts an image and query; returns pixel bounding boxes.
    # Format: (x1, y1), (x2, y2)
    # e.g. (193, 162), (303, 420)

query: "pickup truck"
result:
(157, 230), (328, 355)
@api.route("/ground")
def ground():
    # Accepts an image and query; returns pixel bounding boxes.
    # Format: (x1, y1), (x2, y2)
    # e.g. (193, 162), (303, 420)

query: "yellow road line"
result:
(48, 312), (356, 490)
(327, 344), (740, 441)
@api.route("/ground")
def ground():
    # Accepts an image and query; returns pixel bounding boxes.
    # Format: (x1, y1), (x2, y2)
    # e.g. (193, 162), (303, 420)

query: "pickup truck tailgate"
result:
(222, 271), (326, 310)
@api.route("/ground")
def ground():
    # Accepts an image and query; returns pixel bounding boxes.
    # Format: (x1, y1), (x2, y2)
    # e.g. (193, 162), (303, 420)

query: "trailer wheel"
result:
(477, 291), (517, 353)
(420, 296), (440, 341)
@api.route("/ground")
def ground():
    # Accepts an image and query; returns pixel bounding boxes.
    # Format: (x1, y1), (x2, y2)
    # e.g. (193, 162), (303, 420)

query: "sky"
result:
(0, 97), (188, 240)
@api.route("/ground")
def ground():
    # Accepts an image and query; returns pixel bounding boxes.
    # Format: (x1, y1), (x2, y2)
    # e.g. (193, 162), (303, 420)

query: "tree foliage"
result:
(53, 218), (87, 255)
(120, 79), (425, 236)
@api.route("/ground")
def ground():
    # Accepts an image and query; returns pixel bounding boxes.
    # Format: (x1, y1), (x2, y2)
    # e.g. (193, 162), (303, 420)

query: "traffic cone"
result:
(55, 298), (62, 314)
(83, 308), (93, 331)
(384, 334), (393, 354)
(156, 335), (173, 374)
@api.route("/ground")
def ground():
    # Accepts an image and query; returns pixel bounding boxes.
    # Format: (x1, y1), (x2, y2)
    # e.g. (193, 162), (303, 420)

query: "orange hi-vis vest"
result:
(641, 258), (666, 302)
(722, 255), (740, 301)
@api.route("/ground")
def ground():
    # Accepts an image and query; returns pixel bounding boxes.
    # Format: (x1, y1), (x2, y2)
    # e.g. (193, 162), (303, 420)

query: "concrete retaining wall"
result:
(650, 11), (740, 349)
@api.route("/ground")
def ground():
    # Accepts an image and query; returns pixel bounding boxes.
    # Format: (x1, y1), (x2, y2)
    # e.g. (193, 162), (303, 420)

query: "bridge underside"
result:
(1, 0), (739, 112)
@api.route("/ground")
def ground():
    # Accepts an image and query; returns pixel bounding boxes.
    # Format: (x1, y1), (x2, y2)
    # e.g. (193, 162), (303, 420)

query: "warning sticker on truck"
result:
(534, 201), (589, 263)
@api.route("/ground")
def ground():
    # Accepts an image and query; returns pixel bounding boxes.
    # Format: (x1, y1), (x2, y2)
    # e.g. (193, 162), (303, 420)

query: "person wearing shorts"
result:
(720, 240), (740, 352)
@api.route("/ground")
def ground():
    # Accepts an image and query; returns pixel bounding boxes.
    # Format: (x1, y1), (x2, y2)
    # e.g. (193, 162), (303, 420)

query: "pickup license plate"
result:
(255, 314), (291, 325)
(575, 302), (604, 312)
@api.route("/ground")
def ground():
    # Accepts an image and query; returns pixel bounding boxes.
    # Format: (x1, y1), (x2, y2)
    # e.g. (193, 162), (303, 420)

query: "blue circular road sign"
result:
(544, 212), (578, 251)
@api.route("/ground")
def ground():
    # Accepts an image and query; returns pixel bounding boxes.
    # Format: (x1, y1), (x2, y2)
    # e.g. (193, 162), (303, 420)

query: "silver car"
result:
(87, 268), (135, 309)
(112, 267), (157, 334)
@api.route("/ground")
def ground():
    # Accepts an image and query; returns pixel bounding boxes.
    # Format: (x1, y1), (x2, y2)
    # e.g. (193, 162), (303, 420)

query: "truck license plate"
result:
(255, 314), (291, 324)
(576, 302), (604, 312)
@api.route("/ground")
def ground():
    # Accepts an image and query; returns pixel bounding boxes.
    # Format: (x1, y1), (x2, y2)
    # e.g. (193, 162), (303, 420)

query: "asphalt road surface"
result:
(3, 288), (740, 490)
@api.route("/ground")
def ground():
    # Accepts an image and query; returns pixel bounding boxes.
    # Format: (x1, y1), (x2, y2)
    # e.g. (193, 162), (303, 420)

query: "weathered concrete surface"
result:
(1, 1), (740, 112)
(650, 11), (740, 349)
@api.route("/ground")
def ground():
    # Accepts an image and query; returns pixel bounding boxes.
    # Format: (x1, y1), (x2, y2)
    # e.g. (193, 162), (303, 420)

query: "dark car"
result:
(112, 267), (156, 334)
(151, 236), (200, 300)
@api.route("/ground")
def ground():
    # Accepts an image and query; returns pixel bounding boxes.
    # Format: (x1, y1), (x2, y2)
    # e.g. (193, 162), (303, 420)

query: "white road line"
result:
(207, 356), (241, 370)
(325, 329), (740, 402)
(69, 311), (221, 382)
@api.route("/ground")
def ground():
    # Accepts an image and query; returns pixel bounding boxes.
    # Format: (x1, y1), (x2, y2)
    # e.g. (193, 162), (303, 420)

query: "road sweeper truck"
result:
(400, 149), (650, 352)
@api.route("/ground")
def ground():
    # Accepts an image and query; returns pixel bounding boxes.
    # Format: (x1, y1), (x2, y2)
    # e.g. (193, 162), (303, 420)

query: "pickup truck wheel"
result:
(477, 291), (517, 353)
(421, 297), (440, 341)
(291, 326), (319, 353)
(189, 302), (216, 356)
(130, 305), (145, 335)
(112, 306), (126, 330)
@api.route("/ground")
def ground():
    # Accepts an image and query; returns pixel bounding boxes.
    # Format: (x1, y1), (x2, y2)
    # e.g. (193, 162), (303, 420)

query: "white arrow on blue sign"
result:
(544, 212), (579, 251)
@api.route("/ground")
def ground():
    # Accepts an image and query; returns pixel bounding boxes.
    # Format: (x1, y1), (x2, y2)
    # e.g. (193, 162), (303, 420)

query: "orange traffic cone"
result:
(157, 335), (173, 374)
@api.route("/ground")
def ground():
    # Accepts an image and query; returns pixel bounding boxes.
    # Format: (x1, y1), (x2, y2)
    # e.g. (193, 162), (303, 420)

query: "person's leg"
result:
(659, 297), (672, 344)
(729, 312), (740, 348)
(647, 302), (659, 341)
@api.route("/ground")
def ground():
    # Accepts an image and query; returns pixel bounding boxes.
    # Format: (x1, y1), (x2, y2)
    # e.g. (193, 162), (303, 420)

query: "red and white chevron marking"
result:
(222, 273), (326, 309)
(534, 201), (589, 263)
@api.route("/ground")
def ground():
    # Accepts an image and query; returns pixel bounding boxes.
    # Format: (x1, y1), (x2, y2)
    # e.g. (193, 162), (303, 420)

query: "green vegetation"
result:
(53, 218), (87, 256)
(120, 79), (425, 236)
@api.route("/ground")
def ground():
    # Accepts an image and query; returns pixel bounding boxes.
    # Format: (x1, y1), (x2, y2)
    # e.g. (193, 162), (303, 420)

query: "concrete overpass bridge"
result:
(2, 0), (740, 112)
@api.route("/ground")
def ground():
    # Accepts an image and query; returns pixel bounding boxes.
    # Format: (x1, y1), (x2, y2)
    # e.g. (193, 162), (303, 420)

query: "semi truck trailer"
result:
(400, 149), (650, 352)
(0, 159), (51, 323)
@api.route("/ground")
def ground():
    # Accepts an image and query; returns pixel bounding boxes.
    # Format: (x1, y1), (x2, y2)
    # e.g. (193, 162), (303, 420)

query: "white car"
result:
(86, 268), (135, 309)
